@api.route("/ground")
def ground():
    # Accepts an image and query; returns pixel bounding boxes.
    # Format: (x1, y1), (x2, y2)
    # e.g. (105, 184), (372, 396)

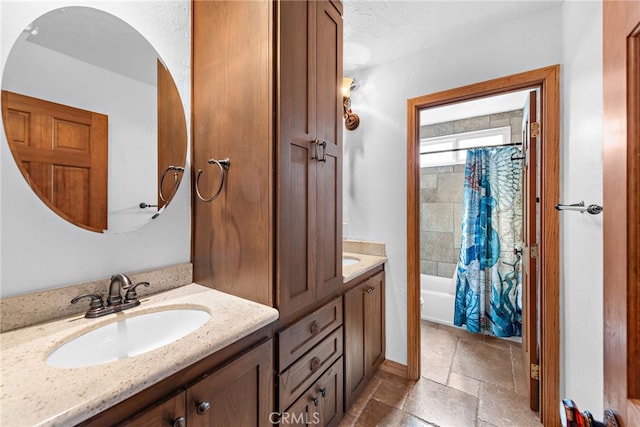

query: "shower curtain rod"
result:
(420, 142), (523, 156)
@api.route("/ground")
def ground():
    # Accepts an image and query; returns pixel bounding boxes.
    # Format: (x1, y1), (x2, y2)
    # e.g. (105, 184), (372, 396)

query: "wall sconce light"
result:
(343, 77), (360, 131)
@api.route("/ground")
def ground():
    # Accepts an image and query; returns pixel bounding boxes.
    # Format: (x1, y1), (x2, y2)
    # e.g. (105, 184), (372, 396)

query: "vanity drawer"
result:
(278, 296), (342, 371)
(279, 326), (343, 411)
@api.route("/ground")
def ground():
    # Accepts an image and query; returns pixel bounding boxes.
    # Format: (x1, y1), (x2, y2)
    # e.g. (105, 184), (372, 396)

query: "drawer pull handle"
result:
(310, 356), (321, 372)
(365, 286), (375, 293)
(319, 386), (327, 398)
(196, 401), (211, 415)
(172, 416), (186, 427)
(310, 320), (320, 334)
(312, 395), (320, 407)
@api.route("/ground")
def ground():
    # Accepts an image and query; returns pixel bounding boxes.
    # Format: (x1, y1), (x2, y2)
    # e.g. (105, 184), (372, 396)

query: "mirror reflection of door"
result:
(157, 60), (186, 209)
(1, 90), (108, 232)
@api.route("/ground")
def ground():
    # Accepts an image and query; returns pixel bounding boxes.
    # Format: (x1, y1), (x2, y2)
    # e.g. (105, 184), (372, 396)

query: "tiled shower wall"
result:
(419, 110), (523, 278)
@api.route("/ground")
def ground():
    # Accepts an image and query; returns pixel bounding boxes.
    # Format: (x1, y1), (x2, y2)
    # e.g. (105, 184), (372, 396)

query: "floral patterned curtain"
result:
(453, 146), (523, 337)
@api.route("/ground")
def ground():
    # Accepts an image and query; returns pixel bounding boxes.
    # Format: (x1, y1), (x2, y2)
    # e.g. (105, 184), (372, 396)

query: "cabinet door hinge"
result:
(530, 122), (540, 137)
(531, 363), (540, 380)
(531, 244), (539, 259)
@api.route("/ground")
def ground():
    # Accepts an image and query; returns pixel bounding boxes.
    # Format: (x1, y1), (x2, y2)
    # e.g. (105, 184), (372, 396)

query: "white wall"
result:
(345, 2), (605, 415)
(561, 0), (603, 415)
(0, 1), (191, 297)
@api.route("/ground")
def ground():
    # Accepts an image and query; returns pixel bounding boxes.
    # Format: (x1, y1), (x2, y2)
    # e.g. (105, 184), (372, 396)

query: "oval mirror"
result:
(1, 6), (187, 233)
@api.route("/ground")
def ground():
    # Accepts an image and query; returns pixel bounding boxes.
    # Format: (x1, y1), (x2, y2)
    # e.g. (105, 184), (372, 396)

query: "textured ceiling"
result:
(343, 0), (564, 72)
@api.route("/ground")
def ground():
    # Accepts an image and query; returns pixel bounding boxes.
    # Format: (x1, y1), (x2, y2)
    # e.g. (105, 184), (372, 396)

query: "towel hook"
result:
(555, 201), (603, 215)
(195, 158), (230, 202)
(159, 165), (184, 202)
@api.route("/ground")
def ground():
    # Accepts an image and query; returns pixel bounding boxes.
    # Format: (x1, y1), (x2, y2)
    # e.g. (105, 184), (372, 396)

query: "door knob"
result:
(560, 399), (620, 427)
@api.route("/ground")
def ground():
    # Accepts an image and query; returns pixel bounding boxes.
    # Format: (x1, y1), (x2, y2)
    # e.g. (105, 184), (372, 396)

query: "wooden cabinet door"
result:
(283, 358), (343, 427)
(364, 273), (385, 373)
(344, 280), (366, 408)
(278, 0), (318, 317)
(187, 339), (273, 427)
(121, 391), (186, 427)
(278, 0), (343, 319)
(315, 0), (343, 302)
(344, 271), (385, 408)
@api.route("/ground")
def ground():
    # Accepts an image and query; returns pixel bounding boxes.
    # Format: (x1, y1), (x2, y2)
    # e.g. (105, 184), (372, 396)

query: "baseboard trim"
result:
(379, 359), (408, 379)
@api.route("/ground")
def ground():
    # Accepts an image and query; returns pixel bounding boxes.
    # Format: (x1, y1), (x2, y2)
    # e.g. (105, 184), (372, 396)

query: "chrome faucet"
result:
(72, 273), (150, 318)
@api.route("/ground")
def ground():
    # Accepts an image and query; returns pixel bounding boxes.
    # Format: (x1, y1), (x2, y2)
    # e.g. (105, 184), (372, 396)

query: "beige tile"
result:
(437, 262), (457, 278)
(372, 378), (413, 409)
(436, 172), (465, 203)
(403, 378), (478, 427)
(355, 399), (406, 427)
(421, 174), (437, 189)
(447, 371), (480, 397)
(511, 345), (528, 396)
(422, 203), (454, 232)
(348, 376), (382, 418)
(423, 231), (454, 263)
(482, 335), (513, 351)
(478, 383), (541, 427)
(421, 322), (458, 356)
(420, 350), (452, 384)
(451, 340), (515, 391)
(338, 413), (357, 427)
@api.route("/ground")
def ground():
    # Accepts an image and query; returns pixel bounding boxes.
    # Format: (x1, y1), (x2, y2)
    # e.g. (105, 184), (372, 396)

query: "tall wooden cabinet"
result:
(277, 0), (343, 318)
(192, 0), (343, 321)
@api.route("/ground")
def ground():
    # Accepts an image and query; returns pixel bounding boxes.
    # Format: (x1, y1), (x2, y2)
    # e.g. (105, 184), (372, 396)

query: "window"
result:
(420, 126), (511, 167)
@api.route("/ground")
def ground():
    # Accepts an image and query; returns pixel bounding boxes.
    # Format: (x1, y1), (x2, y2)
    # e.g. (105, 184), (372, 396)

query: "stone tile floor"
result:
(338, 320), (541, 427)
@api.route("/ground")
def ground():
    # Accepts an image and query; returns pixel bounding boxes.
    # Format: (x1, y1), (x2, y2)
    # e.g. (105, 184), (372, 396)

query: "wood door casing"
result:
(603, 1), (640, 424)
(521, 90), (539, 411)
(1, 90), (108, 232)
(406, 65), (560, 426)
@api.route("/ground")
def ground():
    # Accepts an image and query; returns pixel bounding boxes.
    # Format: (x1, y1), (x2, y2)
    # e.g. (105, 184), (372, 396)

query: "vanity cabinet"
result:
(88, 338), (273, 427)
(343, 269), (385, 408)
(185, 339), (273, 427)
(192, 0), (343, 322)
(122, 391), (186, 427)
(277, 297), (344, 426)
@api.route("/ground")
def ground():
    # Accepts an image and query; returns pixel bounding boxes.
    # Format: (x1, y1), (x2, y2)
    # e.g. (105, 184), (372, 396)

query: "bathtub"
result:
(420, 273), (456, 326)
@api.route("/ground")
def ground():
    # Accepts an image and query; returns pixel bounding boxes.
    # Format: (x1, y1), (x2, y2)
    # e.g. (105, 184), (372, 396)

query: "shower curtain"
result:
(453, 146), (523, 337)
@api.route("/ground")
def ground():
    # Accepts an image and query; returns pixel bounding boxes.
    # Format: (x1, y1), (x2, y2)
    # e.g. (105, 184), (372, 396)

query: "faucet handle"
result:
(124, 282), (150, 303)
(71, 294), (105, 317)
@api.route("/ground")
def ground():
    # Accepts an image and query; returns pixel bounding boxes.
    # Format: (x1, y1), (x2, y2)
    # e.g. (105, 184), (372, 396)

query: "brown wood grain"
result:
(603, 2), (640, 425)
(157, 60), (187, 208)
(192, 0), (274, 306)
(406, 65), (560, 426)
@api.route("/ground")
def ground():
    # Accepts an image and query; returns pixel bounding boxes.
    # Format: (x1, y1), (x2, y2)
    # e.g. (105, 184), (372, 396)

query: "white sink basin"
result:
(47, 308), (210, 368)
(343, 256), (360, 267)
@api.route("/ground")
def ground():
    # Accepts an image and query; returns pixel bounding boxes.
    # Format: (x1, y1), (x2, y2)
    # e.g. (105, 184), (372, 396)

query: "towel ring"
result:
(195, 158), (230, 202)
(159, 166), (185, 202)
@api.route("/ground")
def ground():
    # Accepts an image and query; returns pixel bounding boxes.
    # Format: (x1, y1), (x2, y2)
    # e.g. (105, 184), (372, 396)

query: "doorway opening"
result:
(407, 65), (560, 426)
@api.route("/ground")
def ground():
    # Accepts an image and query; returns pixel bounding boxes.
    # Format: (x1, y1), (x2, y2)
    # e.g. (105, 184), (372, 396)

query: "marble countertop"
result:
(0, 284), (279, 426)
(342, 251), (387, 283)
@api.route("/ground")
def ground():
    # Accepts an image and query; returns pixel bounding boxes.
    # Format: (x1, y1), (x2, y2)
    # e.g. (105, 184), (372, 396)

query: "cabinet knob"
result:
(310, 356), (321, 372)
(312, 395), (320, 407)
(172, 416), (186, 427)
(365, 286), (375, 293)
(196, 401), (211, 415)
(309, 320), (320, 334)
(319, 386), (327, 398)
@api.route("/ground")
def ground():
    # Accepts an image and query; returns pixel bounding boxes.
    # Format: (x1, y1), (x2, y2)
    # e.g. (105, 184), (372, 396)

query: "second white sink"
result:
(47, 308), (210, 368)
(343, 256), (360, 267)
